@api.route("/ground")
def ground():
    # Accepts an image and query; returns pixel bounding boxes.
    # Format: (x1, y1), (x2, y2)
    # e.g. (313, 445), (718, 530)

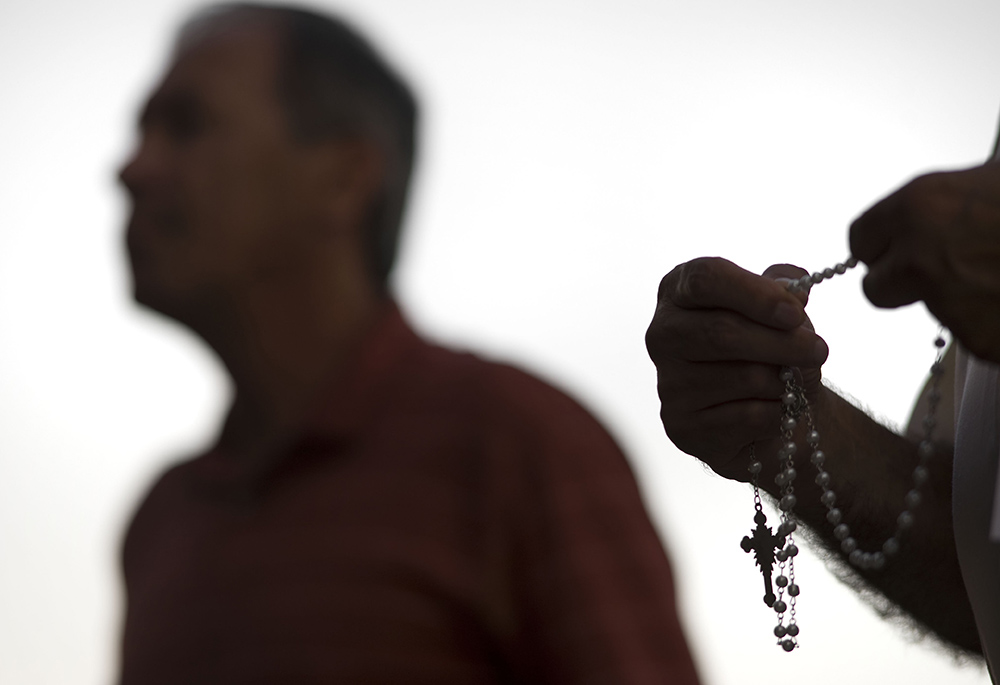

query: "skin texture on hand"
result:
(850, 161), (1000, 363)
(644, 257), (828, 481)
(646, 256), (982, 654)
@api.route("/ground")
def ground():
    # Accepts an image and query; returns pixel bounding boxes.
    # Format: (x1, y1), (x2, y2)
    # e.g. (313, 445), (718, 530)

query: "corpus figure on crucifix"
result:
(741, 510), (785, 607)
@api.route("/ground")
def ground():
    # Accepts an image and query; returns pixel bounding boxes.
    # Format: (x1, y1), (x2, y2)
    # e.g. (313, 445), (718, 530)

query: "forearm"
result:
(757, 385), (979, 653)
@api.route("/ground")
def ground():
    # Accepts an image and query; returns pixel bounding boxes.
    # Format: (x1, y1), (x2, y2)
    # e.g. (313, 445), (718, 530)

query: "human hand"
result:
(645, 258), (829, 481)
(850, 161), (1000, 363)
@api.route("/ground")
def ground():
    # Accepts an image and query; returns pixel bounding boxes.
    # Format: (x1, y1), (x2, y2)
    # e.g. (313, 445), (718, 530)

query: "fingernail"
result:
(773, 301), (802, 328)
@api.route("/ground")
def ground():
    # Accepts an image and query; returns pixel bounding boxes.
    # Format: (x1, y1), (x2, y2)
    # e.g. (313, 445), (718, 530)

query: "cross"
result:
(741, 509), (786, 607)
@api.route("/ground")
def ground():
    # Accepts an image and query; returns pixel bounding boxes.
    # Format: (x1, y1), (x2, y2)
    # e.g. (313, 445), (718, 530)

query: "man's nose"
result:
(118, 137), (157, 197)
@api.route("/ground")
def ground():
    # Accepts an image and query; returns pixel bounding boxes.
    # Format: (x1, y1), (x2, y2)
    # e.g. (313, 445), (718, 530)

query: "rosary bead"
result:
(811, 272), (824, 284)
(834, 262), (847, 274)
(746, 305), (944, 649)
(743, 287), (948, 648)
(882, 537), (900, 556)
(846, 256), (859, 268)
(777, 520), (797, 535)
(823, 267), (835, 279)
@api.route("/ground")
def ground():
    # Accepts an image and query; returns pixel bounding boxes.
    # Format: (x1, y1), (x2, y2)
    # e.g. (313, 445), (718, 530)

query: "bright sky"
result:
(1, 1), (998, 683)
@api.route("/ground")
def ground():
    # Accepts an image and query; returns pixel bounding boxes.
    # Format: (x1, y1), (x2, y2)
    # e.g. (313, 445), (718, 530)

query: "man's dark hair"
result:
(179, 3), (418, 289)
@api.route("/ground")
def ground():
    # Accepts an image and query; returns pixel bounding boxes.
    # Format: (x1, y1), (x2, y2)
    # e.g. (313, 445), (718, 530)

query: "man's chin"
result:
(130, 279), (188, 322)
(130, 280), (224, 341)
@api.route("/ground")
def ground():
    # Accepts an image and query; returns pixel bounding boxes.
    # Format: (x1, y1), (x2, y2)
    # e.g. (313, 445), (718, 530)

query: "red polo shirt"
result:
(118, 303), (700, 684)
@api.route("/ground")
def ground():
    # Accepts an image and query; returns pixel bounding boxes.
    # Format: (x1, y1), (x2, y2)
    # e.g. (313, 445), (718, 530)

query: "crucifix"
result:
(741, 509), (785, 607)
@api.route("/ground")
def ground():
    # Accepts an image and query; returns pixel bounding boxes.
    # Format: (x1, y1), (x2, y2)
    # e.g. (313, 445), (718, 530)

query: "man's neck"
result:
(205, 261), (385, 459)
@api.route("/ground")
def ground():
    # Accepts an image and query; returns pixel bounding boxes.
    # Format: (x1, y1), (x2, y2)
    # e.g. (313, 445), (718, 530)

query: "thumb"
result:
(762, 263), (810, 307)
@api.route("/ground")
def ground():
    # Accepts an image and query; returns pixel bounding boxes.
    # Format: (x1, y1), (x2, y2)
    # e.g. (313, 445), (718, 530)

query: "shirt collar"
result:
(190, 299), (426, 496)
(303, 298), (424, 440)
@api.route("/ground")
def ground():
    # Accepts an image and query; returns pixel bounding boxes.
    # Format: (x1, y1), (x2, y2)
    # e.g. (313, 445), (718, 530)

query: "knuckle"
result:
(645, 312), (681, 360)
(644, 322), (659, 358)
(904, 172), (960, 222)
(676, 257), (722, 305)
(659, 408), (700, 456)
(653, 366), (686, 405)
(702, 314), (739, 352)
(645, 319), (676, 360)
(905, 171), (945, 199)
(655, 269), (676, 302)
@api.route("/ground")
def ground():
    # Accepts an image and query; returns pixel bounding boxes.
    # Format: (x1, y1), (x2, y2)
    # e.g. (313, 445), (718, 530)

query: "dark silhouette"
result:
(116, 4), (701, 683)
(741, 510), (785, 608)
(646, 126), (1000, 662)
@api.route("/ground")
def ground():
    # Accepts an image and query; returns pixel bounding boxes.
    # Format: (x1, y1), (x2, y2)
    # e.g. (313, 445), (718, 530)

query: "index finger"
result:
(659, 257), (807, 330)
(849, 189), (898, 266)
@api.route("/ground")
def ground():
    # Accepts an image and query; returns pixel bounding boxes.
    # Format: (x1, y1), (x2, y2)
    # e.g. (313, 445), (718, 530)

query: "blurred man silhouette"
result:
(117, 4), (700, 683)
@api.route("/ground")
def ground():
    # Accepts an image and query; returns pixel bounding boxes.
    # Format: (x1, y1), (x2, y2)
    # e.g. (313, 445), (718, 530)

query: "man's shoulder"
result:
(403, 335), (619, 451)
(409, 334), (565, 401)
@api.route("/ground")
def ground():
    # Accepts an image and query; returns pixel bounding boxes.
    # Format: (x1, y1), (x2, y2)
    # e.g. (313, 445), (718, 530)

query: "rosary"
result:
(742, 256), (948, 651)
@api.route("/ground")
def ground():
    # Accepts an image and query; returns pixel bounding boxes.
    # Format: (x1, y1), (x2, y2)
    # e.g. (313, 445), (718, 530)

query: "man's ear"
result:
(316, 136), (386, 233)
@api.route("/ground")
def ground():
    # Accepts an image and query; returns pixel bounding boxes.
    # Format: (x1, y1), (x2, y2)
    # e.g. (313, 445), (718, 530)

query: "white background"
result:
(1, 1), (998, 683)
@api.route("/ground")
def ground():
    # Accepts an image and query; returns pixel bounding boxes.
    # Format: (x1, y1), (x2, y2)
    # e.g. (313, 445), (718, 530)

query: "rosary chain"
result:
(745, 255), (947, 651)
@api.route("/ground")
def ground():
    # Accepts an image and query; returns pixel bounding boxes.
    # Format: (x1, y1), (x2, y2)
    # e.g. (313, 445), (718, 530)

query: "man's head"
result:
(120, 4), (417, 324)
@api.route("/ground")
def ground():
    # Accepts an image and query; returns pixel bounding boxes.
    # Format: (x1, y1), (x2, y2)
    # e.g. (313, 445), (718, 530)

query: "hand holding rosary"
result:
(743, 256), (948, 652)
